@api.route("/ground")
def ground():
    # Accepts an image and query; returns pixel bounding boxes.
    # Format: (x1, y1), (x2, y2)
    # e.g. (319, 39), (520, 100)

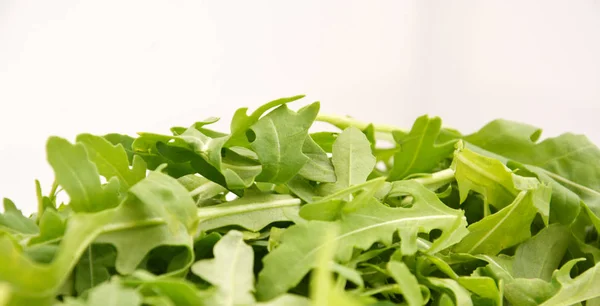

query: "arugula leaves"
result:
(1, 97), (600, 305)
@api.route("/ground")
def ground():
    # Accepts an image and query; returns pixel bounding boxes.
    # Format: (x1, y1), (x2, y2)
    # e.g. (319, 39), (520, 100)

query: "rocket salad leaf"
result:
(1, 96), (600, 305)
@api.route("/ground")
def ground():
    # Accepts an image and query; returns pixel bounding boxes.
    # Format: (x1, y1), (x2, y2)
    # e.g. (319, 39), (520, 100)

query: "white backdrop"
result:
(1, 0), (599, 213)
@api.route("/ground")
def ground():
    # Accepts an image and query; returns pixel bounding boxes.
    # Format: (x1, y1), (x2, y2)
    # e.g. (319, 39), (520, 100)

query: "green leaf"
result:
(177, 174), (227, 206)
(452, 144), (538, 210)
(286, 176), (318, 203)
(6, 99), (600, 306)
(83, 278), (143, 306)
(191, 230), (255, 306)
(320, 127), (376, 195)
(257, 181), (467, 300)
(124, 271), (211, 306)
(465, 120), (600, 223)
(220, 147), (262, 189)
(29, 209), (65, 245)
(103, 133), (136, 163)
(73, 245), (116, 295)
(297, 135), (336, 183)
(387, 260), (423, 306)
(228, 95), (306, 147)
(47, 137), (120, 212)
(426, 277), (473, 306)
(508, 161), (580, 225)
(388, 115), (457, 181)
(503, 278), (556, 306)
(94, 171), (197, 275)
(256, 221), (336, 301)
(256, 294), (310, 306)
(309, 132), (338, 153)
(457, 276), (501, 305)
(135, 127), (259, 190)
(196, 192), (301, 232)
(453, 190), (537, 255)
(512, 224), (570, 281)
(0, 172), (196, 305)
(299, 177), (386, 221)
(539, 259), (600, 306)
(250, 102), (320, 184)
(0, 199), (38, 235)
(0, 283), (11, 306)
(76, 134), (147, 192)
(309, 226), (364, 306)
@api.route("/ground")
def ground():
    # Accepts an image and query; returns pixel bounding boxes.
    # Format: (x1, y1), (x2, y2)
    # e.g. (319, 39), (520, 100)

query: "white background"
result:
(1, 1), (599, 214)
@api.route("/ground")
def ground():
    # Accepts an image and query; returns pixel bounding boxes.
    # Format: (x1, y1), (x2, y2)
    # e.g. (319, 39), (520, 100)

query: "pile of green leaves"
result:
(1, 95), (600, 306)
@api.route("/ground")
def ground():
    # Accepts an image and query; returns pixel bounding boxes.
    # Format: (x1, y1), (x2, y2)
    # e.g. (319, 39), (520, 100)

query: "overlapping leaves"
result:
(1, 96), (600, 306)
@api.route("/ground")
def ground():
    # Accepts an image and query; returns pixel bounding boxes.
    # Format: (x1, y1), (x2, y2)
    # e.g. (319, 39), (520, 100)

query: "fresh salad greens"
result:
(1, 96), (600, 306)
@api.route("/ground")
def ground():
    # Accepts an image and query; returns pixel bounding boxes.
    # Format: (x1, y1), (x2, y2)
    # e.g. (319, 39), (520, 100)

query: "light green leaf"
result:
(297, 135), (336, 183)
(330, 262), (364, 288)
(256, 221), (336, 301)
(388, 115), (457, 181)
(0, 199), (38, 235)
(503, 278), (556, 306)
(135, 127), (259, 190)
(47, 137), (120, 212)
(85, 278), (142, 306)
(540, 259), (600, 306)
(191, 231), (255, 306)
(452, 143), (537, 210)
(0, 283), (11, 306)
(453, 190), (537, 255)
(95, 171), (197, 274)
(125, 270), (211, 306)
(228, 95), (306, 147)
(28, 209), (65, 245)
(513, 224), (570, 281)
(587, 297), (600, 306)
(256, 294), (310, 306)
(250, 102), (320, 184)
(177, 175), (227, 206)
(309, 132), (338, 153)
(285, 176), (318, 203)
(387, 261), (423, 306)
(507, 162), (580, 225)
(465, 120), (600, 224)
(299, 177), (386, 221)
(76, 134), (146, 192)
(457, 276), (501, 305)
(435, 293), (454, 306)
(309, 226), (363, 306)
(257, 181), (467, 300)
(321, 127), (376, 194)
(0, 172), (197, 305)
(73, 245), (115, 295)
(58, 278), (143, 306)
(427, 277), (472, 306)
(196, 193), (301, 233)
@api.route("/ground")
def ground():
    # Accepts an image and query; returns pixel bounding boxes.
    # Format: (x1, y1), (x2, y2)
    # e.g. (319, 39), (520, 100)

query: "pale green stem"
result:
(49, 180), (59, 199)
(196, 198), (301, 220)
(359, 284), (400, 296)
(483, 199), (491, 217)
(316, 114), (405, 143)
(412, 168), (456, 189)
(316, 114), (405, 133)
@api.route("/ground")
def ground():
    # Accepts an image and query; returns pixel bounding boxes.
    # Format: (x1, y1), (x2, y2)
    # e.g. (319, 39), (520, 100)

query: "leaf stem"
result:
(359, 284), (400, 296)
(316, 114), (405, 143)
(316, 114), (405, 133)
(412, 168), (456, 189)
(196, 198), (302, 220)
(483, 199), (491, 217)
(49, 180), (59, 202)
